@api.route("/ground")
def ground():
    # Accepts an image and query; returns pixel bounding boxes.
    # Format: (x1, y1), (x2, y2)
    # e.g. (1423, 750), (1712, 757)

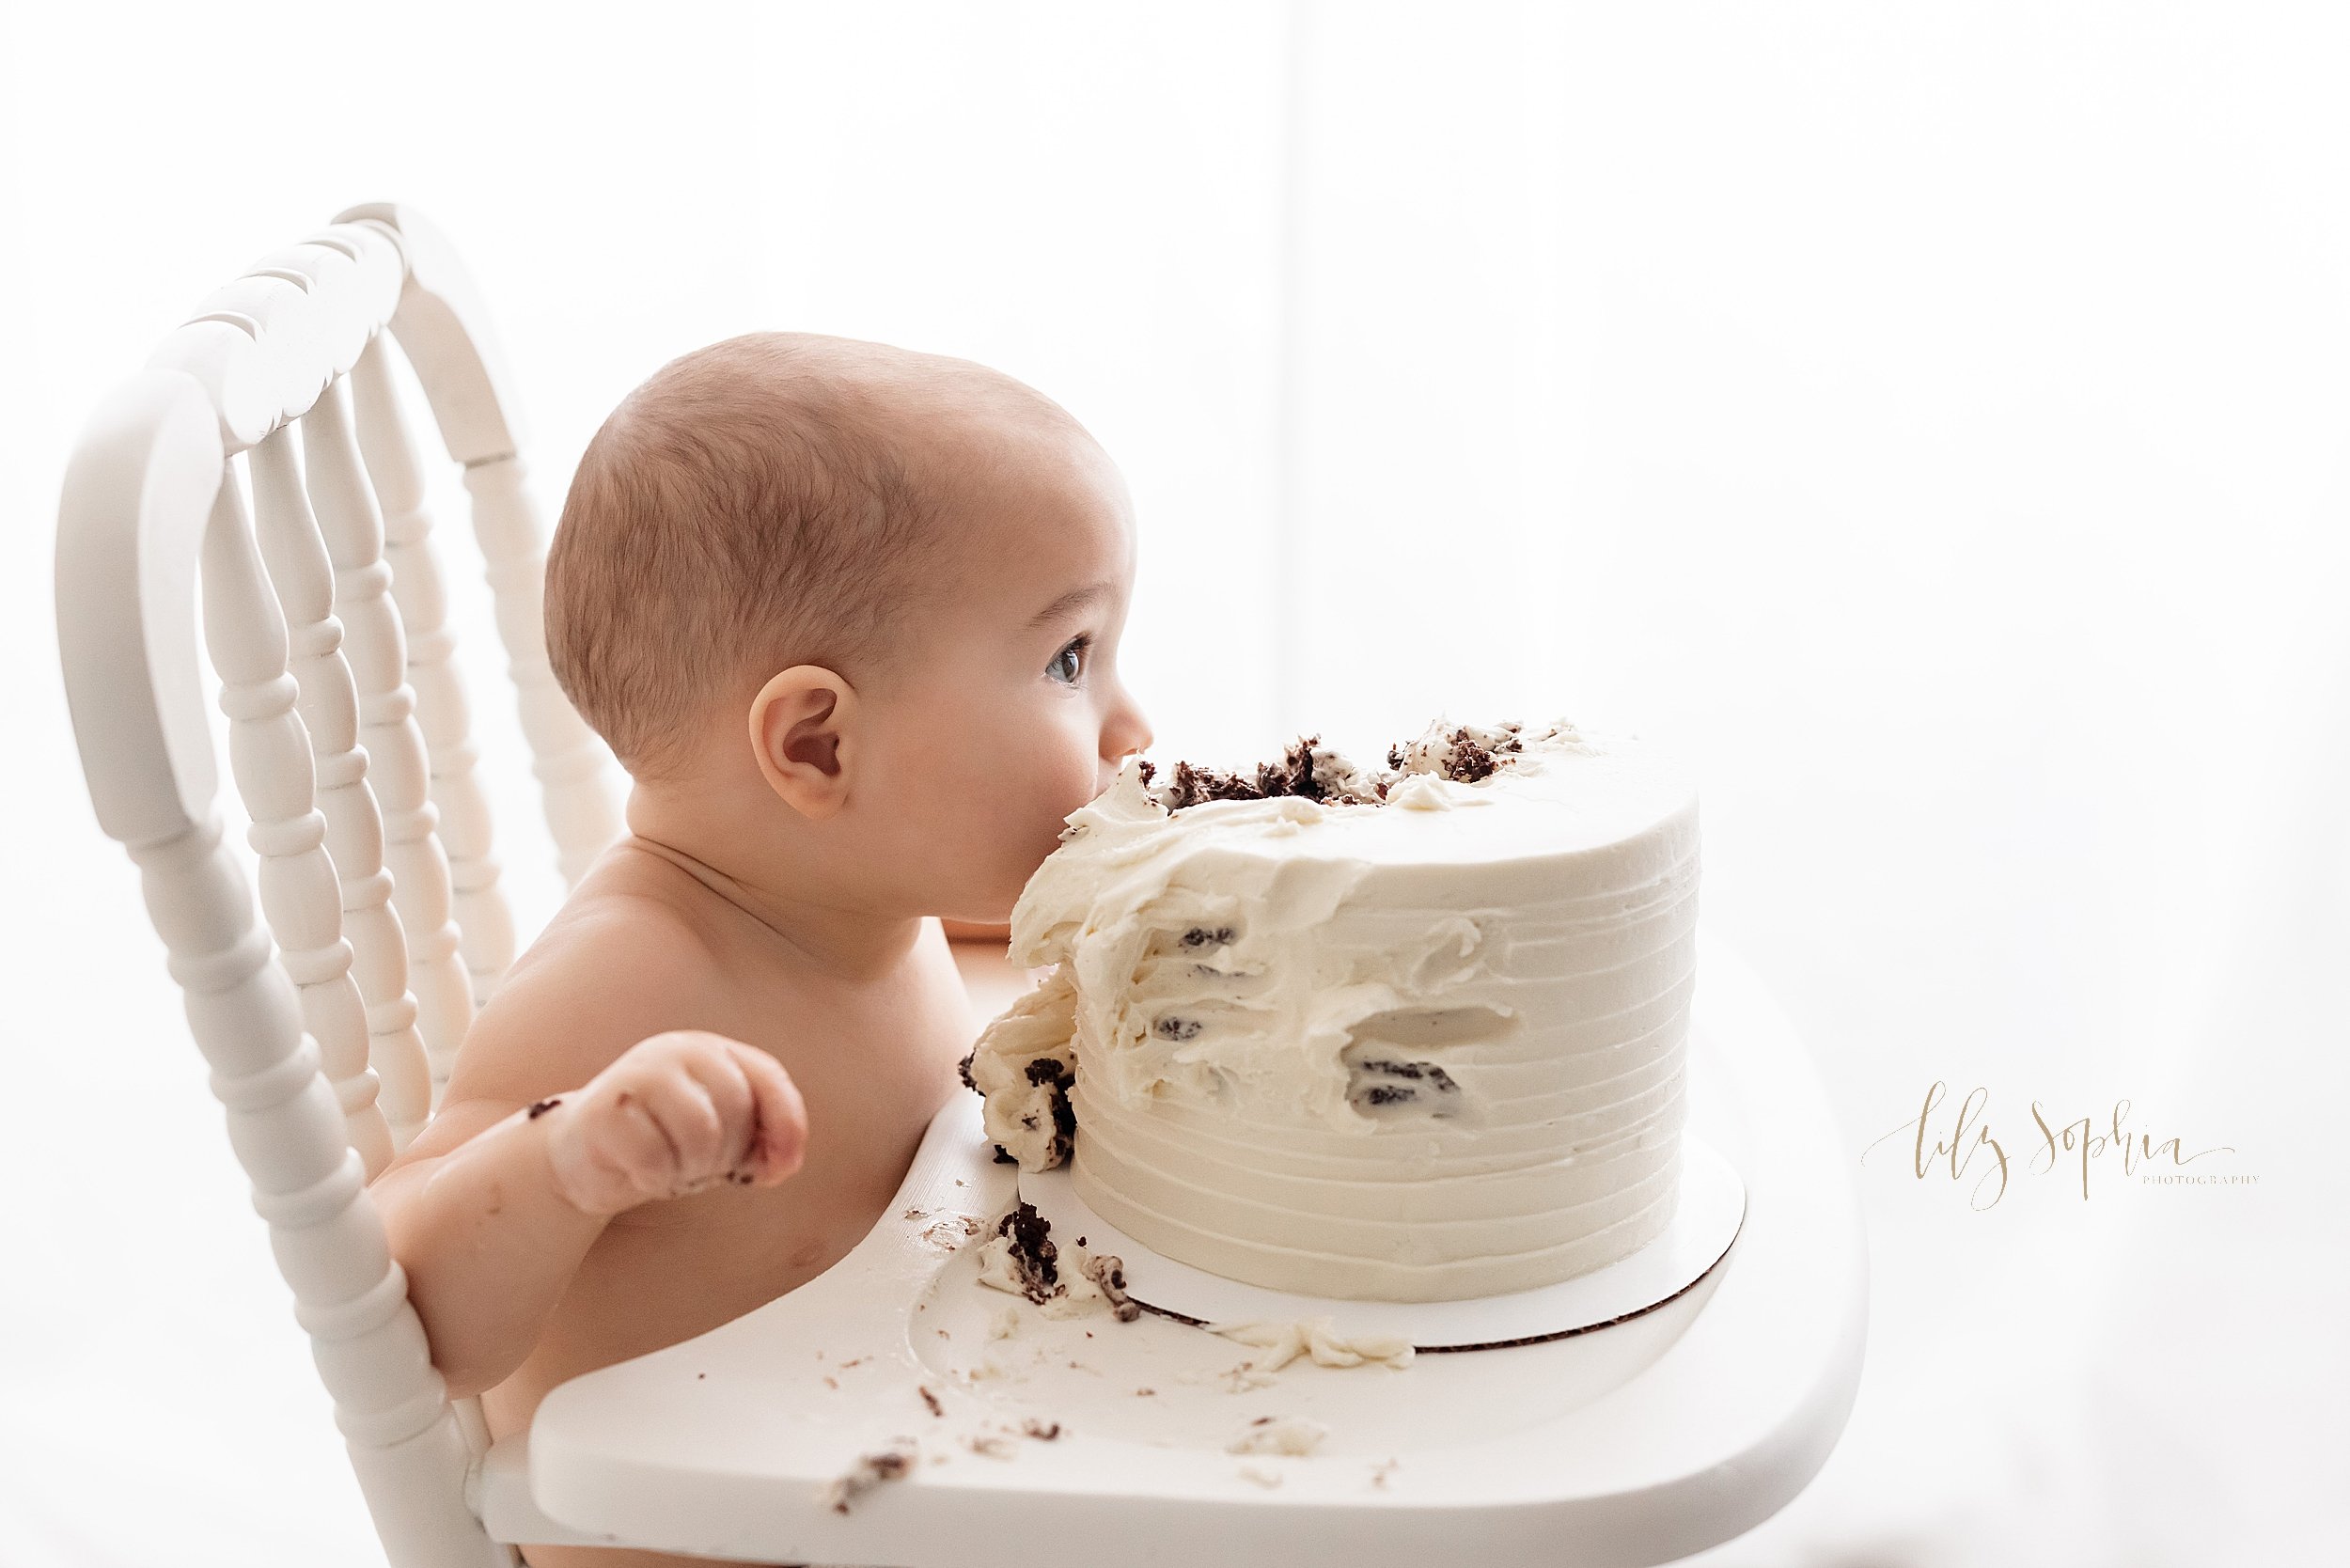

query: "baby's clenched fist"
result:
(541, 1031), (808, 1217)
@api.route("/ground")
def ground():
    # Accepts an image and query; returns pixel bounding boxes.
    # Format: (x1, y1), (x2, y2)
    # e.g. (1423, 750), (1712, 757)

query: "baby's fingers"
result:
(647, 1071), (727, 1177)
(675, 1040), (759, 1169)
(546, 1090), (671, 1215)
(725, 1041), (807, 1184)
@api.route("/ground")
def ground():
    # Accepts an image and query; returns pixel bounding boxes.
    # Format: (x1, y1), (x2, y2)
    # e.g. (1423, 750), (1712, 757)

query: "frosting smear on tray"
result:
(962, 716), (1700, 1303)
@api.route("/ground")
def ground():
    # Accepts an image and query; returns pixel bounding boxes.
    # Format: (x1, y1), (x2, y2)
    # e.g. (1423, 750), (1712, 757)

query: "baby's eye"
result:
(1047, 634), (1091, 684)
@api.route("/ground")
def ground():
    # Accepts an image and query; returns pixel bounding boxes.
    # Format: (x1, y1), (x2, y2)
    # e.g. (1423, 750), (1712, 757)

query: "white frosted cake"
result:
(962, 717), (1700, 1304)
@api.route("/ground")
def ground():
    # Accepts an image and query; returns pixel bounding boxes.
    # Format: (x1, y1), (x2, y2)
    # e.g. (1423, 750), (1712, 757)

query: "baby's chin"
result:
(937, 914), (1014, 941)
(925, 815), (1070, 928)
(934, 873), (1024, 931)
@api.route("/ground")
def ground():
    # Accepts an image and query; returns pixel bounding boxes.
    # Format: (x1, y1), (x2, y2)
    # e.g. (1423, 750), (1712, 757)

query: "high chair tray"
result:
(503, 932), (1866, 1568)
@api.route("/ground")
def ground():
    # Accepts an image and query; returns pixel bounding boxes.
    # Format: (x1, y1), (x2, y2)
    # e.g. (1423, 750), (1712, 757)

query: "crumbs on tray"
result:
(817, 1441), (918, 1513)
(959, 1417), (1067, 1462)
(1226, 1414), (1329, 1457)
(972, 1200), (1142, 1323)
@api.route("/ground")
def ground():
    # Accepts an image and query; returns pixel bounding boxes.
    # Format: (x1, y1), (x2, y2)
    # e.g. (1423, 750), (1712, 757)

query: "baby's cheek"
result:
(975, 764), (1067, 871)
(1046, 757), (1105, 834)
(1014, 771), (1091, 875)
(952, 729), (1093, 889)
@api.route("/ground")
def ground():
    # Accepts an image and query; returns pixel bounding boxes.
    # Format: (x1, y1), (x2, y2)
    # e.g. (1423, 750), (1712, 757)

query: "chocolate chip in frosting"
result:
(1346, 1057), (1464, 1117)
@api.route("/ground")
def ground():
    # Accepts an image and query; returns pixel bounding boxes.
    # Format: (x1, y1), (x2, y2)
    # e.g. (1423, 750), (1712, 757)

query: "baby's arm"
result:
(366, 903), (807, 1400)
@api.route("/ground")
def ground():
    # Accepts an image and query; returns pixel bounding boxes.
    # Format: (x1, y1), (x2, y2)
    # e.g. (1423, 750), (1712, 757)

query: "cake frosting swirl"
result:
(964, 716), (1700, 1303)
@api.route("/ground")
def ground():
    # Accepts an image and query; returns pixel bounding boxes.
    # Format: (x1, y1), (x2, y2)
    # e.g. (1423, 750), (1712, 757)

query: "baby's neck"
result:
(621, 790), (927, 984)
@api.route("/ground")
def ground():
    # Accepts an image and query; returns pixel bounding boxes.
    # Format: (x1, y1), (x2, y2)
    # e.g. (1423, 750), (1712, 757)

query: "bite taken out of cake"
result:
(959, 716), (1700, 1304)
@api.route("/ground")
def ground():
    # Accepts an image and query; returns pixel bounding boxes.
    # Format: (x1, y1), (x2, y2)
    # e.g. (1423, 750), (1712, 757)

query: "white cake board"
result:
(515, 933), (1867, 1568)
(1020, 1134), (1746, 1350)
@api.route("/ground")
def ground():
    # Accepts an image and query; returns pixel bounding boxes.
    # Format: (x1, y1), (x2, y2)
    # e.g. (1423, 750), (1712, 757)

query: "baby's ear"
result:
(749, 665), (857, 820)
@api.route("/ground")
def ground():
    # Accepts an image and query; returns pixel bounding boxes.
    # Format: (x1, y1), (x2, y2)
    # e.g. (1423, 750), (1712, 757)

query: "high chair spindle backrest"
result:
(55, 203), (623, 1566)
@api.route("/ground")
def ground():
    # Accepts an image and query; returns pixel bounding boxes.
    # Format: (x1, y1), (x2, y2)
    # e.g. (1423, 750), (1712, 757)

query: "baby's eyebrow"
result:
(1026, 580), (1116, 631)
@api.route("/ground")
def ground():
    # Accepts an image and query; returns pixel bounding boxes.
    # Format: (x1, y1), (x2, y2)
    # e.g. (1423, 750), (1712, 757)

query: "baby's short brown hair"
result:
(547, 332), (1031, 780)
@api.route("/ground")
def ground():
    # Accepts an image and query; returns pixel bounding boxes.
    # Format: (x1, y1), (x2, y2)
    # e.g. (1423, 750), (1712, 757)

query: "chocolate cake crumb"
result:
(1446, 728), (1498, 782)
(1021, 1419), (1062, 1440)
(820, 1444), (917, 1513)
(1181, 925), (1236, 949)
(991, 1143), (1018, 1165)
(1136, 758), (1156, 786)
(1018, 1055), (1079, 1164)
(1152, 1016), (1203, 1042)
(525, 1096), (561, 1120)
(918, 1385), (944, 1418)
(1082, 1252), (1143, 1323)
(1155, 757), (1267, 809)
(1142, 718), (1538, 815)
(995, 1200), (1060, 1299)
(956, 1048), (978, 1092)
(1256, 734), (1329, 802)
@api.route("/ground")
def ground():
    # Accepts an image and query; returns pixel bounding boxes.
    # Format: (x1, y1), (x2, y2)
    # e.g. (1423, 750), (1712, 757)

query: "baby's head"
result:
(546, 332), (1152, 925)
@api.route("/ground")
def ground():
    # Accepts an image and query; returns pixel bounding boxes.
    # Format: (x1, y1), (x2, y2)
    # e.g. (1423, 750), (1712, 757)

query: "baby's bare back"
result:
(371, 844), (977, 1567)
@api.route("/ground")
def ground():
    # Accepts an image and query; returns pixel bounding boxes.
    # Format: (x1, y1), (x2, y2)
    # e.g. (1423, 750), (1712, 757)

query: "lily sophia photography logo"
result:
(1861, 1081), (2251, 1211)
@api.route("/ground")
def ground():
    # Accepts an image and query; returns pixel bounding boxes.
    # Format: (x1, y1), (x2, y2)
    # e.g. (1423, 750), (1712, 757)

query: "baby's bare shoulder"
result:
(439, 855), (731, 1110)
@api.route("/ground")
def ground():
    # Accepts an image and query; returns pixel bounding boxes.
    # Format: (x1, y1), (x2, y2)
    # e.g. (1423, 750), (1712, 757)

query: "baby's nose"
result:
(1099, 745), (1148, 795)
(1101, 704), (1152, 776)
(1120, 709), (1154, 759)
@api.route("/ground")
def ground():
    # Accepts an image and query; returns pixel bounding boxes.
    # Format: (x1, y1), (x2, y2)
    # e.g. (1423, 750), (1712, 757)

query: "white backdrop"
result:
(4, 3), (2345, 1564)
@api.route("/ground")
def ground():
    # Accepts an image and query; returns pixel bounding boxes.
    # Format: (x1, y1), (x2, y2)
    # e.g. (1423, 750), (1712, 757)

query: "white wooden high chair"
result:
(56, 205), (1868, 1568)
(55, 202), (627, 1564)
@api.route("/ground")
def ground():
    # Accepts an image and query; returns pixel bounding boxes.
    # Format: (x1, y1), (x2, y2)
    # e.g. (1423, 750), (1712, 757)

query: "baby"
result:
(366, 332), (1152, 1568)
